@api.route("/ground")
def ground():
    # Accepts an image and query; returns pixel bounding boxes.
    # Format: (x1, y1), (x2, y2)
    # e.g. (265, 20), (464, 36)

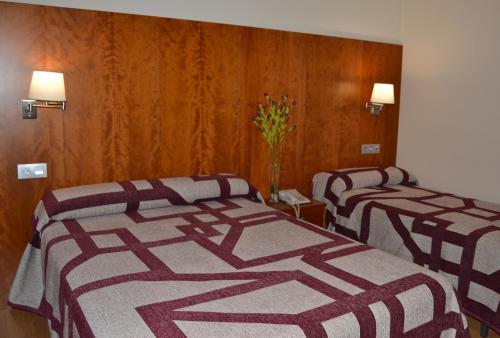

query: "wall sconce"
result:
(365, 83), (394, 116)
(21, 71), (66, 119)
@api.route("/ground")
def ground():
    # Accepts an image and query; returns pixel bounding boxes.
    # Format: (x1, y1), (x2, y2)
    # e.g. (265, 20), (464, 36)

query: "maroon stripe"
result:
(234, 214), (283, 227)
(317, 244), (372, 261)
(30, 230), (42, 248)
(298, 274), (351, 301)
(383, 296), (404, 337)
(333, 221), (360, 240)
(471, 269), (500, 292)
(38, 298), (62, 335)
(195, 231), (347, 270)
(378, 167), (390, 185)
(429, 222), (451, 271)
(336, 185), (401, 217)
(44, 190), (129, 218)
(359, 201), (375, 242)
(139, 318), (186, 338)
(344, 174), (354, 191)
(248, 185), (262, 202)
(68, 299), (95, 338)
(457, 226), (499, 301)
(398, 167), (411, 185)
(354, 306), (377, 337)
(385, 211), (426, 265)
(154, 310), (297, 325)
(57, 253), (91, 335)
(115, 229), (173, 272)
(298, 320), (328, 338)
(217, 177), (231, 197)
(40, 191), (61, 217)
(137, 273), (297, 314)
(71, 270), (302, 301)
(412, 219), (467, 247)
(324, 174), (340, 206)
(462, 209), (500, 221)
(304, 257), (378, 291)
(301, 273), (436, 323)
(141, 180), (188, 204)
(64, 220), (98, 253)
(137, 270), (333, 337)
(118, 181), (140, 211)
(423, 277), (447, 319)
(219, 225), (244, 252)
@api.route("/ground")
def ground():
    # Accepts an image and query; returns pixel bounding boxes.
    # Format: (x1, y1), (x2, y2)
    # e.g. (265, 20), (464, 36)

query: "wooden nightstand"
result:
(266, 198), (326, 228)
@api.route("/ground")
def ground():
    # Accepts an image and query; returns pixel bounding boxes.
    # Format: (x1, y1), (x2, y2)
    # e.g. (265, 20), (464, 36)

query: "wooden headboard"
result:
(0, 1), (401, 283)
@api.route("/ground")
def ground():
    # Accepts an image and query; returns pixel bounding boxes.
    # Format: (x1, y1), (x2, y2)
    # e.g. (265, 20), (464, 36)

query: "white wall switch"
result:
(17, 163), (48, 179)
(361, 144), (381, 154)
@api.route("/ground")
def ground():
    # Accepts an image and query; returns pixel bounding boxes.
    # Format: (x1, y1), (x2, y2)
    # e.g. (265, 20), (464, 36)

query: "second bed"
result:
(312, 166), (500, 333)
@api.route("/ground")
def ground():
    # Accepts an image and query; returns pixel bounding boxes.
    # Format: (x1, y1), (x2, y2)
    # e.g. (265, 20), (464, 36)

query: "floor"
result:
(468, 317), (500, 338)
(0, 308), (498, 338)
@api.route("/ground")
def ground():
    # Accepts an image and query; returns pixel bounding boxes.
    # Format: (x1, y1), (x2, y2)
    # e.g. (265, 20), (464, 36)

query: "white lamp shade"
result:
(370, 83), (394, 104)
(28, 71), (66, 101)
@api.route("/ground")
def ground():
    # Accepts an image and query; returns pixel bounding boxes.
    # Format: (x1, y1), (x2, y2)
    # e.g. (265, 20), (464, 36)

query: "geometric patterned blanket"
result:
(313, 167), (500, 333)
(9, 174), (470, 337)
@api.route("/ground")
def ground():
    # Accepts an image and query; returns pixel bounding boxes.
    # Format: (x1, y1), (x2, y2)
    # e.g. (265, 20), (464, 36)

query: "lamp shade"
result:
(28, 71), (66, 101)
(370, 83), (394, 104)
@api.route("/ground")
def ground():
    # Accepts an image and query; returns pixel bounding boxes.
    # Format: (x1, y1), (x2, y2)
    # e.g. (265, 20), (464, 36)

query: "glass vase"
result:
(269, 142), (281, 203)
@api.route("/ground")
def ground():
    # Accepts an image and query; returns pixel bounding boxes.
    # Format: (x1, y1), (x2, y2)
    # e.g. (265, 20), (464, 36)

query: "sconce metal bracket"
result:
(21, 99), (37, 119)
(21, 99), (66, 119)
(366, 102), (384, 116)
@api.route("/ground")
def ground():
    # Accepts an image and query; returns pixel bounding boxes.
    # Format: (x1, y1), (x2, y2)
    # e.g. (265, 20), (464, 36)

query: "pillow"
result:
(33, 174), (262, 235)
(324, 166), (417, 206)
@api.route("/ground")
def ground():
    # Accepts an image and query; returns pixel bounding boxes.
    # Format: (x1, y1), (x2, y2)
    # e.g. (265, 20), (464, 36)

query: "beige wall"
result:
(398, 0), (500, 203)
(6, 0), (402, 43)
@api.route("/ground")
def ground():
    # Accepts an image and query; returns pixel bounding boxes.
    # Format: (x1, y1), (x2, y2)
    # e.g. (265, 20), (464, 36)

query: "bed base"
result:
(480, 323), (489, 338)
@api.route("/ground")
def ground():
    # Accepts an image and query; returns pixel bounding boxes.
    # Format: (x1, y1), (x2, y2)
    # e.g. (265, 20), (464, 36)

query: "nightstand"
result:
(266, 198), (326, 228)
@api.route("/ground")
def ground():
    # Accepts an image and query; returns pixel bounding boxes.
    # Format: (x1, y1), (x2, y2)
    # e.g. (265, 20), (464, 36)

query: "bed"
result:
(312, 167), (500, 334)
(9, 174), (469, 337)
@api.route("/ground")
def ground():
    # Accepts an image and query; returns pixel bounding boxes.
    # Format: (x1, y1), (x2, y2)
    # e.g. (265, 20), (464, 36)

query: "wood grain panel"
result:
(0, 2), (402, 336)
(158, 18), (201, 176)
(198, 22), (246, 175)
(112, 13), (162, 180)
(304, 35), (364, 194)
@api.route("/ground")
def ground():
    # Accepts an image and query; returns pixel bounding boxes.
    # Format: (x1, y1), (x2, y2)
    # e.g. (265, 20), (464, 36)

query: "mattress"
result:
(9, 174), (469, 337)
(312, 167), (500, 333)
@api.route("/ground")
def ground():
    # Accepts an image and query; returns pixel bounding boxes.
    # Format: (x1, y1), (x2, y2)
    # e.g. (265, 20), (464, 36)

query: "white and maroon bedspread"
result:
(9, 174), (469, 337)
(313, 167), (500, 333)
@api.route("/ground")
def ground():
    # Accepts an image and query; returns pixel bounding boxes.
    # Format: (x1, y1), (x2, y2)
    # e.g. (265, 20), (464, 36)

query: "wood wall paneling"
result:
(0, 2), (402, 336)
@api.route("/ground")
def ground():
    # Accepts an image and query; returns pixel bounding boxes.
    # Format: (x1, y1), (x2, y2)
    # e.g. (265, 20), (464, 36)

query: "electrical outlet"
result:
(17, 163), (48, 179)
(361, 144), (381, 154)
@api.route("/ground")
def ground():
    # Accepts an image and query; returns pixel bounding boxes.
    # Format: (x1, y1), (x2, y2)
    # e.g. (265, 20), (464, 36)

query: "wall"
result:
(7, 0), (403, 44)
(0, 3), (402, 335)
(398, 0), (500, 203)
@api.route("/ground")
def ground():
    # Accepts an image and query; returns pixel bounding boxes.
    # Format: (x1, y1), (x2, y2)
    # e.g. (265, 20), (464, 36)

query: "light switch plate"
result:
(361, 144), (381, 154)
(17, 163), (48, 179)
